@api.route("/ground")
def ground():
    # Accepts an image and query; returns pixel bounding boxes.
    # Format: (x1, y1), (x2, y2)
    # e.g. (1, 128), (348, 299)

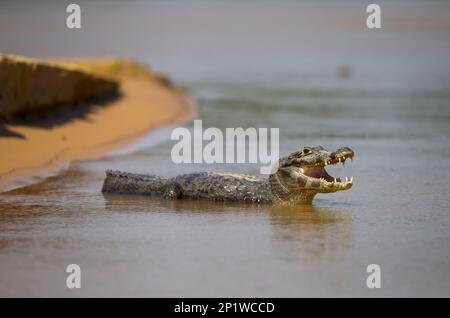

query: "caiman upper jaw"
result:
(297, 147), (355, 192)
(324, 147), (355, 166)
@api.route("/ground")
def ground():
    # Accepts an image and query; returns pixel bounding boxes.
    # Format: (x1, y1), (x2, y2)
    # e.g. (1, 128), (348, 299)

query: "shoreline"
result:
(0, 58), (194, 192)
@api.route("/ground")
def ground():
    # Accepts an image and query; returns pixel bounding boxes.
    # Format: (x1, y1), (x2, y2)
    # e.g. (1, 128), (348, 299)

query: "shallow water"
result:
(1, 0), (450, 296)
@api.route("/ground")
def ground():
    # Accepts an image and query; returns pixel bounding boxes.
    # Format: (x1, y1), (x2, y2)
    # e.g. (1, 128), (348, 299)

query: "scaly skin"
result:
(102, 146), (355, 205)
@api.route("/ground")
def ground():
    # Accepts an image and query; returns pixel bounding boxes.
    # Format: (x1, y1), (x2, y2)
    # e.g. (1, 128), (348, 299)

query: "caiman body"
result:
(102, 146), (355, 205)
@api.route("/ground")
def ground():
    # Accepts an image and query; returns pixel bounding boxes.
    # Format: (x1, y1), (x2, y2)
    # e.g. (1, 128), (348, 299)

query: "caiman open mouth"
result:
(298, 151), (354, 188)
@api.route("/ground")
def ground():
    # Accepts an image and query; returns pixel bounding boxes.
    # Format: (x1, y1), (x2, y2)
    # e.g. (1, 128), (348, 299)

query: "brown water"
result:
(1, 0), (450, 297)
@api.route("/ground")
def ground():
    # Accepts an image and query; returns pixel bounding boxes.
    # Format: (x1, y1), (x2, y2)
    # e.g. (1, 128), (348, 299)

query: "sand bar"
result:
(0, 57), (194, 191)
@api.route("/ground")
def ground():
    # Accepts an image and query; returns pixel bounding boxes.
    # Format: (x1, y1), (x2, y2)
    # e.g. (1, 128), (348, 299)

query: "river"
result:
(0, 0), (449, 296)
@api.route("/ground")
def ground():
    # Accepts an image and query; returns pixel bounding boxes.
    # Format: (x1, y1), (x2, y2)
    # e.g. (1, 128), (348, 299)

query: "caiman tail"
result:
(102, 170), (168, 195)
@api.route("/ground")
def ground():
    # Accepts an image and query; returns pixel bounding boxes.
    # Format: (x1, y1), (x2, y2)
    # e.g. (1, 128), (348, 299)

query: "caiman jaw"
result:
(299, 149), (354, 192)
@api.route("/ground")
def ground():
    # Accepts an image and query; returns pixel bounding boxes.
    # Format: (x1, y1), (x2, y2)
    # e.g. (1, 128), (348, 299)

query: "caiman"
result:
(102, 146), (354, 205)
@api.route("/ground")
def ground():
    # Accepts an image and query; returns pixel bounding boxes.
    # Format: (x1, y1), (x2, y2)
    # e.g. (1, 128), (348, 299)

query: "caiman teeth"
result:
(321, 176), (353, 186)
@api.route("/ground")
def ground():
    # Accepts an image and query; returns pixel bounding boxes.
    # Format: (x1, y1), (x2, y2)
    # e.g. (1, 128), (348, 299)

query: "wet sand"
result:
(0, 58), (194, 191)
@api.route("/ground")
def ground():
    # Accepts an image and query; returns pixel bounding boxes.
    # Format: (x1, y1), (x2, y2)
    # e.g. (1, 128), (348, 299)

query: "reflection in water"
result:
(269, 204), (353, 259)
(103, 193), (266, 214)
(102, 193), (353, 260)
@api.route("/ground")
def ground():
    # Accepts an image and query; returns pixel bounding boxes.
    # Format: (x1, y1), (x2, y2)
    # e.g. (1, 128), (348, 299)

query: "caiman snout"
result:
(330, 147), (354, 162)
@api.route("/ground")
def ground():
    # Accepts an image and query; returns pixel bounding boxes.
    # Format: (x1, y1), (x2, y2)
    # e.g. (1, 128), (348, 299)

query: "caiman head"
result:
(269, 146), (354, 204)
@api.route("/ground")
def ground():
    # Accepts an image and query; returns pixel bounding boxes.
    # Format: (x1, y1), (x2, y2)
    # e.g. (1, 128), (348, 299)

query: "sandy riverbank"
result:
(0, 57), (194, 191)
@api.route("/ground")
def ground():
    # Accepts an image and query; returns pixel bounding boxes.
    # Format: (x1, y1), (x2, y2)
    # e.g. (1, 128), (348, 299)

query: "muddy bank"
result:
(0, 54), (119, 120)
(0, 56), (194, 191)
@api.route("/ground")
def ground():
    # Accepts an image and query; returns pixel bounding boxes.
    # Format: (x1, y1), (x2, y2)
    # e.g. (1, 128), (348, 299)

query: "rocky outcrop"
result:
(0, 54), (119, 120)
